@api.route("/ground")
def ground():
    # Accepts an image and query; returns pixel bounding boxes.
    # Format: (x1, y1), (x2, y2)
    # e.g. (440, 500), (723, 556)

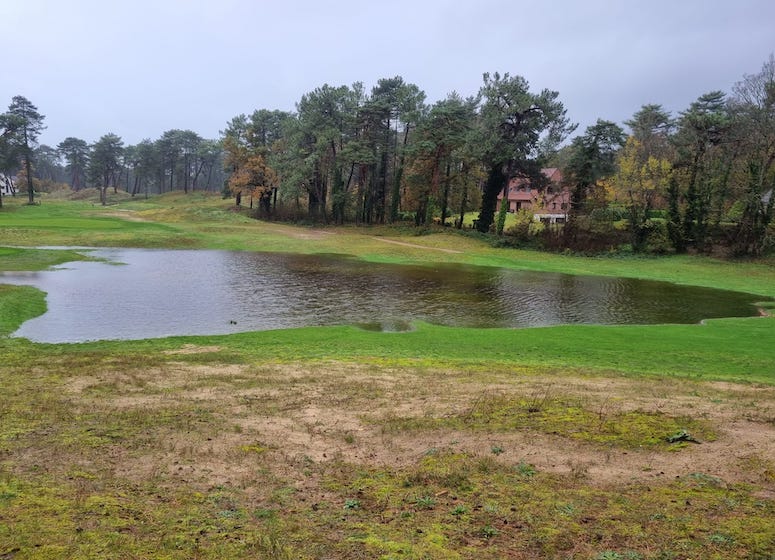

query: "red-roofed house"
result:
(496, 168), (570, 223)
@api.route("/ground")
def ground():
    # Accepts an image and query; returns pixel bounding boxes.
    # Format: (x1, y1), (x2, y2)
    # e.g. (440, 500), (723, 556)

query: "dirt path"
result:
(265, 224), (336, 240)
(371, 236), (464, 253)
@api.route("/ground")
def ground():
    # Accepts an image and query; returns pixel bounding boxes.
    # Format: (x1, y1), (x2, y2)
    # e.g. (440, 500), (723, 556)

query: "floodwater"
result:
(1, 248), (766, 343)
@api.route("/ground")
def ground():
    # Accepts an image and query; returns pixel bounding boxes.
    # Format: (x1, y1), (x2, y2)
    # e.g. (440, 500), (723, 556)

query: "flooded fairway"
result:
(2, 248), (766, 342)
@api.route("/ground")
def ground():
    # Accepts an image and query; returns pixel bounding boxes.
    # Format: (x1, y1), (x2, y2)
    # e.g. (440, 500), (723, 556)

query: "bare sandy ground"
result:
(63, 358), (775, 495)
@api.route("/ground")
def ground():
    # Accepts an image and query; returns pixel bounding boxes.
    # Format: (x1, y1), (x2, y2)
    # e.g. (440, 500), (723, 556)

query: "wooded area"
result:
(2, 56), (774, 255)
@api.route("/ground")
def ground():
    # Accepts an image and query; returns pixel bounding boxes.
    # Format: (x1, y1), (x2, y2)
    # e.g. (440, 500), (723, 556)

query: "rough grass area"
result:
(375, 391), (718, 449)
(0, 354), (773, 559)
(1, 193), (774, 558)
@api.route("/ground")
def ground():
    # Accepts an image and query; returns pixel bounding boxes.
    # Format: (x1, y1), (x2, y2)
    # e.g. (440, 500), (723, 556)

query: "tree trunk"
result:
(457, 175), (468, 229)
(683, 146), (705, 248)
(364, 163), (377, 224)
(192, 160), (205, 190)
(114, 169), (121, 194)
(25, 156), (34, 204)
(375, 151), (388, 223)
(666, 175), (686, 253)
(734, 160), (775, 256)
(390, 125), (411, 222)
(440, 159), (452, 226)
(308, 165), (328, 222)
(477, 164), (506, 233)
(205, 164), (214, 191)
(183, 154), (189, 193)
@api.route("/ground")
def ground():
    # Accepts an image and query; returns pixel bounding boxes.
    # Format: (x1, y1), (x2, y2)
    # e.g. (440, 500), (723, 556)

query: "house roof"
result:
(498, 167), (570, 208)
(541, 167), (563, 183)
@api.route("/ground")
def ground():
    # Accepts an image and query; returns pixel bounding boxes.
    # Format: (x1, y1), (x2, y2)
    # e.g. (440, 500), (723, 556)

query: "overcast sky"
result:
(2, 0), (773, 147)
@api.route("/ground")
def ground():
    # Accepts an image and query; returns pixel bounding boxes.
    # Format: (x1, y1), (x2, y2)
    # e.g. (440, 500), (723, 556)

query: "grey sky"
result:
(2, 0), (773, 147)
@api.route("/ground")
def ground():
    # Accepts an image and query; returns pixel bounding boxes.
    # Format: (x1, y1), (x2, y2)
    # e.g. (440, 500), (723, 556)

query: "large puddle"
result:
(1, 248), (766, 342)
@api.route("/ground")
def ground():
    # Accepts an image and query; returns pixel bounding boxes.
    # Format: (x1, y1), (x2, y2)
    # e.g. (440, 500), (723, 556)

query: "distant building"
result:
(0, 175), (16, 196)
(496, 168), (570, 224)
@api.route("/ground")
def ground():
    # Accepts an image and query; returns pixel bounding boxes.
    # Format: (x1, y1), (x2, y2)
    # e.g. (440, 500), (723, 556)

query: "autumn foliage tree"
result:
(613, 137), (672, 251)
(227, 151), (278, 212)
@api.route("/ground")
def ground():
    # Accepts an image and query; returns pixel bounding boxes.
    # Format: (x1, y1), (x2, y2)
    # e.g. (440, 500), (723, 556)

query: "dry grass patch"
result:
(4, 357), (774, 558)
(50, 360), (775, 489)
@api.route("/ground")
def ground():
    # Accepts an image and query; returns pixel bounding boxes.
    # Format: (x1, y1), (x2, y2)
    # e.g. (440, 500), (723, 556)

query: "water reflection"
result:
(1, 248), (764, 343)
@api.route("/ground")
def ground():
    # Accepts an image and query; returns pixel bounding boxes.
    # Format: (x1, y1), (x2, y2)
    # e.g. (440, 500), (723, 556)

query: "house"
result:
(496, 168), (570, 223)
(0, 174), (16, 196)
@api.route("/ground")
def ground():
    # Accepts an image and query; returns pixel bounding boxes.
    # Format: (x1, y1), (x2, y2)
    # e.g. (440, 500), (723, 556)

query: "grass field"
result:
(1, 192), (774, 559)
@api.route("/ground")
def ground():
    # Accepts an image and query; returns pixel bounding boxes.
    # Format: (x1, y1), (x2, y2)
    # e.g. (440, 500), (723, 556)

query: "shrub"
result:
(504, 209), (536, 240)
(645, 220), (671, 254)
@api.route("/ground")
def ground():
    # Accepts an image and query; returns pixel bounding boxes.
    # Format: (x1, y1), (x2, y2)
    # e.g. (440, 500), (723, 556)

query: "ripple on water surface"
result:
(1, 248), (766, 343)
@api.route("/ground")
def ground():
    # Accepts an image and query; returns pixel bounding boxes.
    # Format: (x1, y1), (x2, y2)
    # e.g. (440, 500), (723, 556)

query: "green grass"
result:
(0, 246), (100, 271)
(1, 315), (770, 383)
(0, 285), (46, 336)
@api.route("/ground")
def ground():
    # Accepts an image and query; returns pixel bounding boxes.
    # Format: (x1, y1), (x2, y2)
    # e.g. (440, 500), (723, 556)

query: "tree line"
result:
(204, 56), (775, 256)
(0, 112), (225, 207)
(220, 73), (574, 234)
(2, 55), (773, 255)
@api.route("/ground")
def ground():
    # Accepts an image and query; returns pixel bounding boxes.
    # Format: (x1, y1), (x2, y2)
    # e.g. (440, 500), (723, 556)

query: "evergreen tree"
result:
(475, 72), (574, 233)
(5, 96), (45, 204)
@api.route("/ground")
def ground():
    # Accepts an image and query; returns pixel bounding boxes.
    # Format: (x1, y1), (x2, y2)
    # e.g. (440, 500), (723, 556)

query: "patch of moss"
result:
(319, 451), (775, 559)
(376, 392), (716, 449)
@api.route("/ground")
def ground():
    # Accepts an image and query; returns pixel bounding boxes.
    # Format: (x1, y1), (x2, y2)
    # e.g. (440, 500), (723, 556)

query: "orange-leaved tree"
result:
(227, 146), (278, 213)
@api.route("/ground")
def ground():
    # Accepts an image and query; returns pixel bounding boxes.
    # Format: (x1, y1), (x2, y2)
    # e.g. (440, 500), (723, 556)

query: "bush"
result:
(763, 224), (775, 255)
(503, 209), (535, 240)
(37, 179), (72, 195)
(725, 200), (745, 223)
(545, 215), (629, 254)
(589, 206), (623, 223)
(645, 220), (671, 254)
(528, 220), (546, 236)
